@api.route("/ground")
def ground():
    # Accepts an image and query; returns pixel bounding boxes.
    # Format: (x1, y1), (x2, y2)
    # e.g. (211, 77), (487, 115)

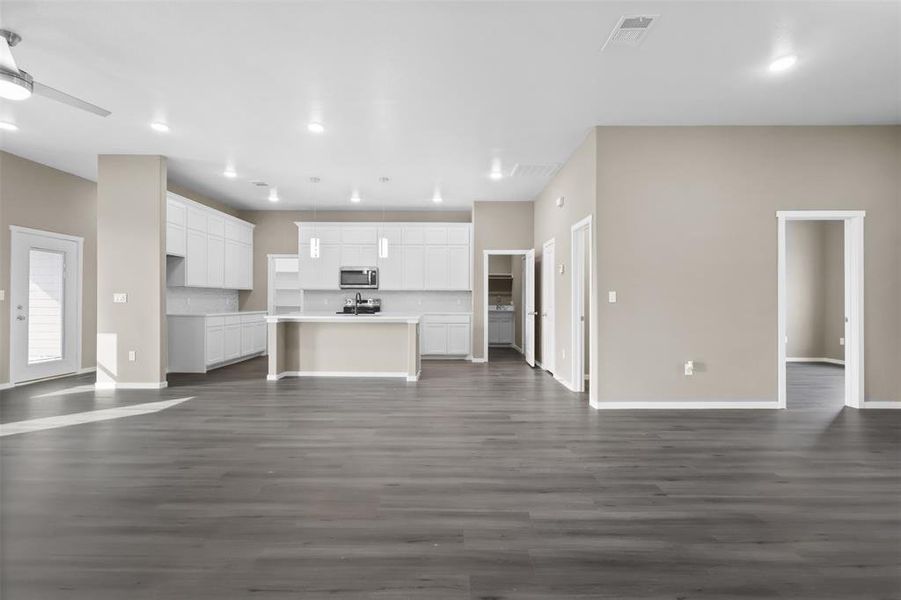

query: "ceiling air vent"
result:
(250, 180), (269, 187)
(601, 15), (658, 50)
(511, 163), (561, 178)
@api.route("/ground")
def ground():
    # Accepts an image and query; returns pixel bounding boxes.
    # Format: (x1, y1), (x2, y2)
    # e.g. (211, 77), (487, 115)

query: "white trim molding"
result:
(594, 400), (781, 410)
(861, 401), (901, 409)
(94, 381), (168, 390)
(786, 357), (846, 365)
(269, 371), (415, 380)
(777, 210), (865, 409)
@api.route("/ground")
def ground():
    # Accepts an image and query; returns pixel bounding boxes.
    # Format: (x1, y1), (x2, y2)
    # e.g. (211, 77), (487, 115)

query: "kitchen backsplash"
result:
(167, 287), (239, 314)
(303, 291), (471, 313)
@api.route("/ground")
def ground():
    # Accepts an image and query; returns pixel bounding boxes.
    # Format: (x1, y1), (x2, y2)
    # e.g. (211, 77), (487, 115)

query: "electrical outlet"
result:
(684, 360), (694, 376)
(128, 350), (136, 362)
(113, 293), (128, 303)
(608, 291), (617, 303)
(839, 337), (845, 346)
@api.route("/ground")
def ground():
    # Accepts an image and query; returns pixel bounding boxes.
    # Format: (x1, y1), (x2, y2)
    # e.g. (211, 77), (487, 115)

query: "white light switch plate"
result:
(128, 350), (136, 362)
(113, 293), (128, 303)
(0, 290), (5, 301)
(608, 291), (617, 303)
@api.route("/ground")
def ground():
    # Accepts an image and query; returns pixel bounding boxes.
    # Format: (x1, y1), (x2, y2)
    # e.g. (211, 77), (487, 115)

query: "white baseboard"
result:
(511, 343), (523, 354)
(787, 357), (845, 365)
(271, 370), (413, 380)
(593, 400), (780, 410)
(2, 367), (97, 391)
(94, 381), (168, 390)
(862, 401), (901, 409)
(407, 370), (421, 383)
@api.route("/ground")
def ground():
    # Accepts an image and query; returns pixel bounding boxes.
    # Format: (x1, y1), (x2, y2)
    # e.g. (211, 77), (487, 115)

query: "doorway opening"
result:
(9, 226), (84, 385)
(482, 249), (535, 365)
(571, 216), (592, 394)
(777, 211), (864, 409)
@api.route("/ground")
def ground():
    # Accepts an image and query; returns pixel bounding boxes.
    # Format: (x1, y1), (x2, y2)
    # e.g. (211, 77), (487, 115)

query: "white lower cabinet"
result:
(168, 312), (267, 373)
(488, 311), (514, 345)
(420, 314), (471, 357)
(223, 319), (242, 361)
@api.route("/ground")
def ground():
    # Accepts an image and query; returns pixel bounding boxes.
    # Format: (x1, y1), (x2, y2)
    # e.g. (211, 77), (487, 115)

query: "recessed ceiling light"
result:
(150, 121), (169, 133)
(223, 167), (237, 178)
(489, 170), (504, 181)
(0, 121), (19, 131)
(432, 189), (443, 203)
(268, 188), (279, 202)
(350, 190), (361, 203)
(307, 122), (325, 134)
(768, 55), (797, 74)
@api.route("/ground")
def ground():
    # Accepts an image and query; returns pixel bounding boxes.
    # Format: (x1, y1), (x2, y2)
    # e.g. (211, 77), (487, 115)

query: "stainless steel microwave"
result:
(339, 267), (379, 289)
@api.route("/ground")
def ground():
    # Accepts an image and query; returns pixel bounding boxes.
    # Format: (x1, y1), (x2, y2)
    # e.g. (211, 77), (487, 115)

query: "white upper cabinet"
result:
(166, 196), (187, 257)
(166, 193), (254, 290)
(296, 222), (472, 292)
(425, 246), (449, 289)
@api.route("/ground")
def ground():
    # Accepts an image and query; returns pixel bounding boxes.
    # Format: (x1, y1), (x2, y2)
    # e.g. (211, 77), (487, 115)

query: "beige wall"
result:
(237, 210), (471, 312)
(472, 201), (534, 360)
(593, 126), (900, 404)
(0, 152), (98, 385)
(96, 155), (167, 386)
(786, 221), (844, 360)
(532, 130), (598, 391)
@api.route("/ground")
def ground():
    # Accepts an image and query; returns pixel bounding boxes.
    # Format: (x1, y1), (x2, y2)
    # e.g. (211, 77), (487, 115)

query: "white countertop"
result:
(266, 312), (420, 324)
(168, 311), (267, 317)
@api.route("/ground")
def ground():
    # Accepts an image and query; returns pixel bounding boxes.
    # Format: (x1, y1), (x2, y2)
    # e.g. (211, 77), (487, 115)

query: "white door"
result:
(541, 239), (555, 374)
(524, 249), (536, 367)
(9, 228), (82, 383)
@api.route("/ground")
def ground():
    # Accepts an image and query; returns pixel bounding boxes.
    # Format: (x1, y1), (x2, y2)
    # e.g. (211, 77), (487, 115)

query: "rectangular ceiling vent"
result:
(250, 180), (269, 187)
(602, 15), (658, 50)
(511, 163), (561, 179)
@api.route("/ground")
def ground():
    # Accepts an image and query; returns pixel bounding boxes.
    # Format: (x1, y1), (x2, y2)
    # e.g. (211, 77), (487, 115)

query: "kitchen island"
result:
(266, 313), (421, 381)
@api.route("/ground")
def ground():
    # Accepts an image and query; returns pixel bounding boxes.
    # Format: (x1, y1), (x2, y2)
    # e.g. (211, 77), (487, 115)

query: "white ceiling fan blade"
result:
(32, 81), (111, 117)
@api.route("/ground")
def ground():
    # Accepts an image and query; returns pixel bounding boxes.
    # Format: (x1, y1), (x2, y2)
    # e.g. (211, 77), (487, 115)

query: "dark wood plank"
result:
(1, 357), (898, 599)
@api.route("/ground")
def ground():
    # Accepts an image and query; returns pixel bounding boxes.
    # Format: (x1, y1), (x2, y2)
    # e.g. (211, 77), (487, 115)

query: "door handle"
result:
(528, 311), (538, 316)
(16, 315), (26, 321)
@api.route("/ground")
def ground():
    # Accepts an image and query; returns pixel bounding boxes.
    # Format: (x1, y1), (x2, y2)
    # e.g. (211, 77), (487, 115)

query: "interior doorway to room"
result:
(483, 249), (535, 366)
(9, 226), (83, 384)
(571, 217), (591, 393)
(540, 238), (555, 375)
(778, 211), (865, 409)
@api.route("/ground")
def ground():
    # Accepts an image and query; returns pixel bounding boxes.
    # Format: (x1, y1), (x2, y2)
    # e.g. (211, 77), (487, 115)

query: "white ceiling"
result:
(0, 1), (898, 211)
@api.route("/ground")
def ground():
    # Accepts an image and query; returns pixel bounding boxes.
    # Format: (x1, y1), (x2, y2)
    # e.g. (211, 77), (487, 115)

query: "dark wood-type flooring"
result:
(1, 354), (898, 599)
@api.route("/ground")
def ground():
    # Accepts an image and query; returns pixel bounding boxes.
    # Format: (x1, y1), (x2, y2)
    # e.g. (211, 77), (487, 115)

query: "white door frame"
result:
(541, 238), (556, 375)
(9, 226), (84, 385)
(482, 249), (534, 363)
(777, 210), (865, 409)
(571, 216), (593, 395)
